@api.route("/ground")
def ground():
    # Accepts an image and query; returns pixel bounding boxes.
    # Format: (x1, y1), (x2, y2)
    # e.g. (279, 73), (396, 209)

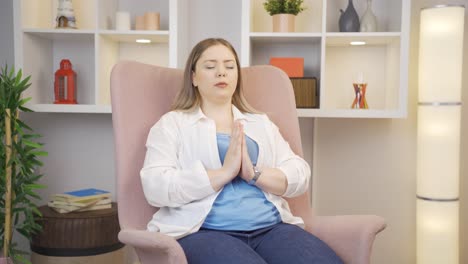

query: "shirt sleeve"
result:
(267, 117), (311, 198)
(140, 114), (216, 208)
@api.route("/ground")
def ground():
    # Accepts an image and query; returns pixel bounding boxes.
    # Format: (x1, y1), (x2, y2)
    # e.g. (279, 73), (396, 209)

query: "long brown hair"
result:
(171, 38), (256, 113)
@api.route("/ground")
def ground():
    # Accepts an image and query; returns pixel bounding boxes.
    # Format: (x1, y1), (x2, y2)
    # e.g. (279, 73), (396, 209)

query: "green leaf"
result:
(30, 151), (48, 156)
(15, 68), (22, 84)
(18, 97), (32, 107)
(22, 139), (42, 148)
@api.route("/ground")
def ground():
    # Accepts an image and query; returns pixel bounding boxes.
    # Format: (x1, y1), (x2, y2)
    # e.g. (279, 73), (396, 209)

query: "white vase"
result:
(360, 0), (377, 32)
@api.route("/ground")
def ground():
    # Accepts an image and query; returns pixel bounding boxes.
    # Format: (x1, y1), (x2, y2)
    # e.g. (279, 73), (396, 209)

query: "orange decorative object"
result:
(351, 83), (368, 109)
(54, 59), (77, 104)
(269, 57), (304, 77)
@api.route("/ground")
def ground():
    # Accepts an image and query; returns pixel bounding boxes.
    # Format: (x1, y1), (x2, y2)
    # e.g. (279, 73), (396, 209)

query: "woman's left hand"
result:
(240, 133), (254, 182)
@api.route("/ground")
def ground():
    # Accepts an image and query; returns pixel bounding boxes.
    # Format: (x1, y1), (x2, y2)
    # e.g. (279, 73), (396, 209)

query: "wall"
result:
(1, 0), (467, 263)
(313, 1), (468, 264)
(0, 0), (14, 65)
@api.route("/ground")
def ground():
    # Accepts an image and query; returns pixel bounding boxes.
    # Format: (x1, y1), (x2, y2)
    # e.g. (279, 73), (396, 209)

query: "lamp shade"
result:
(416, 5), (465, 264)
(418, 6), (465, 102)
(417, 199), (459, 264)
(416, 105), (461, 199)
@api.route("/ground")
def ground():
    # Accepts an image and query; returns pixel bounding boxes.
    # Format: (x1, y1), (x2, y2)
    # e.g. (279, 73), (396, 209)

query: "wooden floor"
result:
(31, 246), (139, 264)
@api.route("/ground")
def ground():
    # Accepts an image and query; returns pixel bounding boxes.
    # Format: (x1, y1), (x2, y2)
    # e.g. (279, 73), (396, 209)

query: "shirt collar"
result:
(186, 105), (255, 125)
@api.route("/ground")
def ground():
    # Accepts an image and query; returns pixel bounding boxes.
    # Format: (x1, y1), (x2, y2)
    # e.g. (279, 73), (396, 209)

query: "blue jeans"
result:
(178, 223), (343, 264)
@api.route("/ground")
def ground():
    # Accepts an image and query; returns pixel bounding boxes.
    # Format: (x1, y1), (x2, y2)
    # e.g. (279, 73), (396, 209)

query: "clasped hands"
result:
(211, 120), (287, 195)
(222, 120), (255, 182)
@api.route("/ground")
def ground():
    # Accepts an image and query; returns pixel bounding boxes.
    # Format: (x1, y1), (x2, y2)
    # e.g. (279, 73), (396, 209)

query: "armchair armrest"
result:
(119, 229), (187, 264)
(307, 215), (386, 264)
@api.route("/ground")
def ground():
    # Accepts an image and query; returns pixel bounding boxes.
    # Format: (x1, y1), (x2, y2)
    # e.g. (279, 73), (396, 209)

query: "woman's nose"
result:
(217, 67), (226, 77)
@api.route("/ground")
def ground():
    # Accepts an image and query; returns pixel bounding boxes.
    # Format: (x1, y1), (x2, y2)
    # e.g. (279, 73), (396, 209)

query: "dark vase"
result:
(339, 0), (360, 32)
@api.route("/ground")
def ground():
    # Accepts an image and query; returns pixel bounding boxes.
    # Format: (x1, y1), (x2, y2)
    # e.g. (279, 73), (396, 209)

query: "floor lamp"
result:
(417, 5), (465, 264)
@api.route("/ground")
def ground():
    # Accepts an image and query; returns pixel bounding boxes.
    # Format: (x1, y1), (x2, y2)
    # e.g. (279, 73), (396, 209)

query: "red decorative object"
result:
(269, 57), (304, 77)
(54, 59), (77, 104)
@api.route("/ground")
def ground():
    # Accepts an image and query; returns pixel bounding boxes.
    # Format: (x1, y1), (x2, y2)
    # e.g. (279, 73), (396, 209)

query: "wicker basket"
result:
(31, 202), (123, 256)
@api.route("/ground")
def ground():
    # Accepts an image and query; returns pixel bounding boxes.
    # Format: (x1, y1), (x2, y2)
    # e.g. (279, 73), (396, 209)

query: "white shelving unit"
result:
(14, 0), (409, 118)
(14, 0), (188, 113)
(241, 0), (410, 118)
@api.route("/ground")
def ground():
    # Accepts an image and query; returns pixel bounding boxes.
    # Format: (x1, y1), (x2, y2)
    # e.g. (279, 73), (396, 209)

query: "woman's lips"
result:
(215, 82), (228, 88)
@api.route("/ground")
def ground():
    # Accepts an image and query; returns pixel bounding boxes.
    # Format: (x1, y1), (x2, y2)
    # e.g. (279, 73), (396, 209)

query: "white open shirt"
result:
(141, 106), (311, 239)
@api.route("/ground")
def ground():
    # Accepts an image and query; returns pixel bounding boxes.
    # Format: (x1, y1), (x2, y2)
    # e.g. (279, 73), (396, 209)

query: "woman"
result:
(141, 38), (343, 264)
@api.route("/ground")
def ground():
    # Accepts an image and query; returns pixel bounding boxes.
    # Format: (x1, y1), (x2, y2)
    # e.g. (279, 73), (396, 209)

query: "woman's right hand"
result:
(222, 120), (243, 179)
(207, 120), (242, 191)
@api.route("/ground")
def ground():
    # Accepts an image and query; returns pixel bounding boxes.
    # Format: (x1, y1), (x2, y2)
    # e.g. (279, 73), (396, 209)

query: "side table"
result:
(31, 202), (126, 264)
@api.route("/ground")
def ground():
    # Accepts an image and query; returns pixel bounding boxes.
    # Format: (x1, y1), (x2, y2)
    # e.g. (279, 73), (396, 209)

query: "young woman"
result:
(140, 38), (343, 264)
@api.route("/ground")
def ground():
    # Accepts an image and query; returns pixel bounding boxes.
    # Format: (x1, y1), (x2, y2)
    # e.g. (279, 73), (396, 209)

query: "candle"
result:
(116, 12), (131, 30)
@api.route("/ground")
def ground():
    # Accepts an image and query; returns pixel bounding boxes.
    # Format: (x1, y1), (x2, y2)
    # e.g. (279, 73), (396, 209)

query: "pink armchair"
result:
(110, 61), (386, 264)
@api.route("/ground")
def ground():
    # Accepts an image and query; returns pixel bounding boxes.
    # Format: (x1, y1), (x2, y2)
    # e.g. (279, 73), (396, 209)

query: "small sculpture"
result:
(56, 0), (77, 29)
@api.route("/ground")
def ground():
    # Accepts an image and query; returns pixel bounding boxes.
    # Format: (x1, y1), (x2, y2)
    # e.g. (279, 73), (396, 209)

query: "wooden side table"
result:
(31, 202), (126, 264)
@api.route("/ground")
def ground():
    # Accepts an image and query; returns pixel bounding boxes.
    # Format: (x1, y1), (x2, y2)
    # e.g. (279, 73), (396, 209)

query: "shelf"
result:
(250, 32), (321, 44)
(29, 104), (111, 114)
(325, 32), (400, 46)
(23, 29), (95, 41)
(98, 30), (169, 43)
(297, 108), (404, 118)
(28, 106), (404, 117)
(241, 0), (409, 118)
(15, 0), (184, 113)
(16, 0), (409, 117)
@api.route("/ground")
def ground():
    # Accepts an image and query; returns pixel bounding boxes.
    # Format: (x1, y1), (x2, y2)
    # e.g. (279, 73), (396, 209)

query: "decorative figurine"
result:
(351, 72), (368, 109)
(56, 0), (77, 29)
(351, 83), (368, 109)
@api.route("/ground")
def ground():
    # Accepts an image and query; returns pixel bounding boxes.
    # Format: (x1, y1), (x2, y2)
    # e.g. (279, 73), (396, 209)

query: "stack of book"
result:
(48, 188), (112, 214)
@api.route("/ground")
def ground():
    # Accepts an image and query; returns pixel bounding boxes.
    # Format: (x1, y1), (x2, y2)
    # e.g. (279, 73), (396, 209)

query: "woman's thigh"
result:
(253, 223), (344, 264)
(178, 230), (267, 264)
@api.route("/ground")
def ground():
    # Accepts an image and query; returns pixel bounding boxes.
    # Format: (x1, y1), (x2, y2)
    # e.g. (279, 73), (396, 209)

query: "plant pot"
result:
(272, 14), (295, 32)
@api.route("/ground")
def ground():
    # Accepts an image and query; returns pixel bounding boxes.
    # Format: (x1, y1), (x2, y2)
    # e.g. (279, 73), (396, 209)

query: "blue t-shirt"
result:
(201, 133), (281, 231)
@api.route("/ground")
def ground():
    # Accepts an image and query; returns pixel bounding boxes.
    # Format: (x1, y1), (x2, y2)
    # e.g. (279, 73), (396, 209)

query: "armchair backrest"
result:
(111, 61), (313, 231)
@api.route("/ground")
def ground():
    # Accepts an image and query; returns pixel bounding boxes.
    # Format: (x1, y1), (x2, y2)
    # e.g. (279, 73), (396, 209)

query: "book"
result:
(49, 203), (112, 214)
(48, 197), (112, 213)
(49, 197), (111, 209)
(51, 188), (111, 202)
(77, 204), (112, 212)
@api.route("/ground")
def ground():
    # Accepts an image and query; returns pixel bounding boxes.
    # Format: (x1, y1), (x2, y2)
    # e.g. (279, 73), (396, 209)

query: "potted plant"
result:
(1, 65), (46, 264)
(263, 0), (306, 32)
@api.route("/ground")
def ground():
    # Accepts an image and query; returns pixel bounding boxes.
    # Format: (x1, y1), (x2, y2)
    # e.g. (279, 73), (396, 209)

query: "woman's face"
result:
(192, 44), (238, 106)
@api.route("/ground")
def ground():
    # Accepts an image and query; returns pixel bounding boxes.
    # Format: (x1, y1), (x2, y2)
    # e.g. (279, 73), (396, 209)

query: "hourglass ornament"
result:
(351, 83), (368, 109)
(351, 73), (368, 109)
